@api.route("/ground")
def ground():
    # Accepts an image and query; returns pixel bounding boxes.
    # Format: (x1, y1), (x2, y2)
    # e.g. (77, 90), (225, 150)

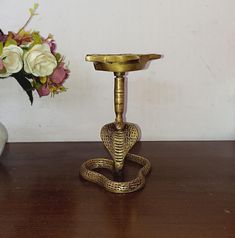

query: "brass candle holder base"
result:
(80, 54), (161, 193)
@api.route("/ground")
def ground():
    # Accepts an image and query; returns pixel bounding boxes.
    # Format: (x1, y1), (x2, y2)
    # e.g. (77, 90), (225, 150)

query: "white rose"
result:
(24, 44), (57, 77)
(0, 45), (23, 77)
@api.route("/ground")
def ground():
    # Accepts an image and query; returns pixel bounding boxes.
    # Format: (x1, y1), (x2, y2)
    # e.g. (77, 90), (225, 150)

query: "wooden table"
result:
(0, 142), (234, 238)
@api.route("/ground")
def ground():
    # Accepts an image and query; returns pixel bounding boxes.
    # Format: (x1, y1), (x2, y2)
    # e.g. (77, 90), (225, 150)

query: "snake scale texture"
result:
(80, 122), (151, 193)
(80, 153), (151, 193)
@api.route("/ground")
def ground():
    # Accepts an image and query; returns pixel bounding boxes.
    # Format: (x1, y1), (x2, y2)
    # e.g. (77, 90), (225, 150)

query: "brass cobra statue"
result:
(80, 54), (161, 193)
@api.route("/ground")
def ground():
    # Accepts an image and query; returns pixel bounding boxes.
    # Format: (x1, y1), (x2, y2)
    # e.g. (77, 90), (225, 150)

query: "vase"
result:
(0, 122), (8, 156)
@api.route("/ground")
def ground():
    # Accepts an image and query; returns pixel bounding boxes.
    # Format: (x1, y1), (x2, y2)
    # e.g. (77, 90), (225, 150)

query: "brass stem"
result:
(114, 72), (125, 130)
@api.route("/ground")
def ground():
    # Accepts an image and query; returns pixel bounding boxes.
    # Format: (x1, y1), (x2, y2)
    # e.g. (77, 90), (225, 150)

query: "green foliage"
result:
(55, 53), (62, 62)
(29, 3), (39, 16)
(32, 79), (42, 90)
(13, 71), (33, 104)
(32, 32), (42, 45)
(5, 39), (17, 47)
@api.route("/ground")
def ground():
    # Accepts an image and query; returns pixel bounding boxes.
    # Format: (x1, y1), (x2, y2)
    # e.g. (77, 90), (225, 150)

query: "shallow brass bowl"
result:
(85, 54), (161, 72)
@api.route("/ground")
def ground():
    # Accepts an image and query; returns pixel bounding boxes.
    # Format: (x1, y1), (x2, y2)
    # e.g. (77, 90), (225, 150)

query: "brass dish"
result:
(86, 54), (161, 72)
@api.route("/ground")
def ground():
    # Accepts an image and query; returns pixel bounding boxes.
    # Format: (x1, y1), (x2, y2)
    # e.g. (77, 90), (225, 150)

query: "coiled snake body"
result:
(80, 153), (151, 193)
(80, 123), (151, 193)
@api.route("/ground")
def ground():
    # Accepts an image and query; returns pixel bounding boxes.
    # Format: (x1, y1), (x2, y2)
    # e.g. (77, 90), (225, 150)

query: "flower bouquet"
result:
(0, 4), (69, 104)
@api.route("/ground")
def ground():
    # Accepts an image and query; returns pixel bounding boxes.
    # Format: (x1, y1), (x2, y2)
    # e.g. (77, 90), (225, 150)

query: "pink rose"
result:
(0, 30), (7, 42)
(47, 40), (56, 54)
(50, 63), (69, 84)
(37, 84), (50, 97)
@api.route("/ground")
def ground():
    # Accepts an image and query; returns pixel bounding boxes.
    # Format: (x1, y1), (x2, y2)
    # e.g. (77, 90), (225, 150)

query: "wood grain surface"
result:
(0, 141), (234, 238)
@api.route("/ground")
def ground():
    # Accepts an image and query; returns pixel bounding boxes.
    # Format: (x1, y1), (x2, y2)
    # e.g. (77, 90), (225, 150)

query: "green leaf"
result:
(0, 42), (3, 55)
(29, 3), (39, 16)
(32, 32), (42, 45)
(5, 39), (17, 47)
(13, 71), (34, 104)
(55, 53), (62, 62)
(34, 3), (39, 9)
(32, 79), (42, 90)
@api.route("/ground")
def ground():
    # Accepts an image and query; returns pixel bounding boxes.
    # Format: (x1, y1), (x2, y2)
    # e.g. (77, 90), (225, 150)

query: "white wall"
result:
(0, 0), (235, 142)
